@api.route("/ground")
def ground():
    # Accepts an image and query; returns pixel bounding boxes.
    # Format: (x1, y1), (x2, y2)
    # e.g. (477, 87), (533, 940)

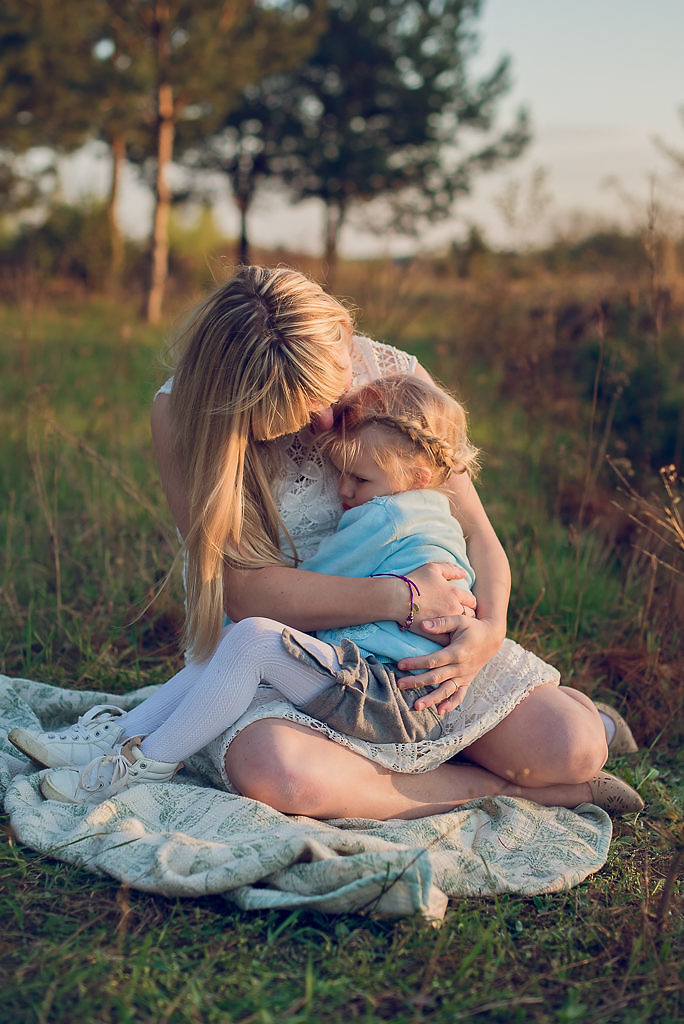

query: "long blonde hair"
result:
(170, 266), (353, 660)
(321, 374), (480, 488)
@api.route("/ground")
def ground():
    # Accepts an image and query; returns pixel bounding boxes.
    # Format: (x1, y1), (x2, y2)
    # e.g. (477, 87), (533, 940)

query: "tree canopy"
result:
(203, 0), (530, 273)
(0, 0), (531, 303)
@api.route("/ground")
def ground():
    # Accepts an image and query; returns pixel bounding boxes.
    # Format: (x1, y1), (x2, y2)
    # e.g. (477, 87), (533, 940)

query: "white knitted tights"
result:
(123, 617), (339, 764)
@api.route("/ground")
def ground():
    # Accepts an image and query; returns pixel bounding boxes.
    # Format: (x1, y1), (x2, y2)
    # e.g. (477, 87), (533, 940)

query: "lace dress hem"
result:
(206, 638), (560, 790)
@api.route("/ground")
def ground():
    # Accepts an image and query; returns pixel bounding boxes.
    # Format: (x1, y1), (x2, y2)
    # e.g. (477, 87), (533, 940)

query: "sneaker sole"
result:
(39, 762), (182, 804)
(39, 769), (81, 803)
(8, 727), (120, 769)
(8, 728), (59, 767)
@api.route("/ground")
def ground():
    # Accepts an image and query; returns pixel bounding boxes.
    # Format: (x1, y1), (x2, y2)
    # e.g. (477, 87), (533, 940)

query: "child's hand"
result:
(406, 563), (477, 624)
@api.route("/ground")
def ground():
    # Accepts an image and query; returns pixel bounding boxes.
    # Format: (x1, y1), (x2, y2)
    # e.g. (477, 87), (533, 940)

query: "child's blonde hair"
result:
(322, 374), (480, 489)
(170, 265), (353, 660)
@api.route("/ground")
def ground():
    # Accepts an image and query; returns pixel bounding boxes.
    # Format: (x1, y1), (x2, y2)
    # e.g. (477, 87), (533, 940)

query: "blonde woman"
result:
(37, 373), (640, 814)
(12, 266), (637, 818)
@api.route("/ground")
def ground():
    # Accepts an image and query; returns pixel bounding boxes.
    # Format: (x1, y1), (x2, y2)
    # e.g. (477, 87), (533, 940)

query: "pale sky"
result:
(455, 0), (684, 248)
(64, 0), (684, 254)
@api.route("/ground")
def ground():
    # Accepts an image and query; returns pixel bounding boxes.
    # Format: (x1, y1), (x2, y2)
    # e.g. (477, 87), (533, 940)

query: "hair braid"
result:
(360, 413), (460, 477)
(321, 372), (480, 490)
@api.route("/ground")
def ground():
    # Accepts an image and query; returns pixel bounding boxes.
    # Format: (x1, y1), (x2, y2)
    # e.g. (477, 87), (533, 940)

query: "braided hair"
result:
(321, 374), (480, 489)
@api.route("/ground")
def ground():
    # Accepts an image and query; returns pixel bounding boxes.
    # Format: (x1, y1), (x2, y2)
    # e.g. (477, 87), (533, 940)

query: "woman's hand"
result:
(405, 563), (477, 627)
(396, 615), (505, 715)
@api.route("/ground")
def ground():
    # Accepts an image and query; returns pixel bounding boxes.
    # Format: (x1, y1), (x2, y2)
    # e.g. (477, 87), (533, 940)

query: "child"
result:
(19, 375), (642, 814)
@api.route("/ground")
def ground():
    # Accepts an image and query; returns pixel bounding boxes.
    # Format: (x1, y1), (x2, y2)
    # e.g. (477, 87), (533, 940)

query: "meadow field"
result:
(0, 251), (682, 1023)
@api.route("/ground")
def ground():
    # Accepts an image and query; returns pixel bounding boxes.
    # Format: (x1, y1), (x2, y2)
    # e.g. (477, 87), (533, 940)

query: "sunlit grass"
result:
(0, 298), (183, 689)
(0, 279), (681, 1023)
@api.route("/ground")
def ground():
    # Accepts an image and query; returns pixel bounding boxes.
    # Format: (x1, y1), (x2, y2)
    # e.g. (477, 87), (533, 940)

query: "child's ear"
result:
(412, 467), (432, 490)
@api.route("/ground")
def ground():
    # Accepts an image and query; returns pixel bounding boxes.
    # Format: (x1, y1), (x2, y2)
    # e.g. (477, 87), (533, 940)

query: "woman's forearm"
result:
(465, 525), (510, 639)
(224, 566), (407, 631)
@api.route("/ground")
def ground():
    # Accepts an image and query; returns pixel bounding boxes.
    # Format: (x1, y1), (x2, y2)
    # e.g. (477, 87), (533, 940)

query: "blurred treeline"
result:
(0, 0), (529, 320)
(1, 192), (682, 486)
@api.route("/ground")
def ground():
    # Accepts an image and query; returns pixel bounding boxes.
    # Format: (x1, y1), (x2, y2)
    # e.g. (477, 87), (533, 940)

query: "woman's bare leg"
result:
(225, 719), (592, 820)
(458, 683), (607, 786)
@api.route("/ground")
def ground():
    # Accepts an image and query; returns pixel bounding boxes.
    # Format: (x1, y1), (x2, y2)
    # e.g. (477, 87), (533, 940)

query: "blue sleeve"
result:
(299, 502), (397, 578)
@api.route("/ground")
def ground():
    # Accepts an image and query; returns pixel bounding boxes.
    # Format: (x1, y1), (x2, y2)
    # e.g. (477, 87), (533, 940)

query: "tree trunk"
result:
(107, 133), (126, 289)
(323, 200), (344, 288)
(146, 3), (174, 325)
(147, 81), (174, 324)
(236, 196), (249, 265)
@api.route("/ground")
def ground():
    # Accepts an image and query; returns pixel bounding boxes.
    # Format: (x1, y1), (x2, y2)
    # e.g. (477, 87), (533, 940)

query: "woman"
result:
(147, 265), (618, 818)
(13, 266), (638, 817)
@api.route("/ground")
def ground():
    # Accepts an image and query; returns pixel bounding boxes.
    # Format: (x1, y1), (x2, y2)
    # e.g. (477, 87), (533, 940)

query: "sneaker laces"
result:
(79, 748), (134, 794)
(46, 705), (125, 741)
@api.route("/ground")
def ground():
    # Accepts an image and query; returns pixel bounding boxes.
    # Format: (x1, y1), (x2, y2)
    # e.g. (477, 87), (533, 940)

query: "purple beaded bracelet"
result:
(370, 572), (421, 631)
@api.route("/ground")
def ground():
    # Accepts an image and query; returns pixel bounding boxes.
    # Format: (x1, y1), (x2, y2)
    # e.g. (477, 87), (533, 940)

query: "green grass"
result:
(1, 285), (682, 1023)
(0, 809), (680, 1024)
(0, 298), (185, 690)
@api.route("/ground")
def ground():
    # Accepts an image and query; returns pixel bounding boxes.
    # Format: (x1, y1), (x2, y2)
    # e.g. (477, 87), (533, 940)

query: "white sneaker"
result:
(40, 736), (181, 805)
(9, 705), (127, 768)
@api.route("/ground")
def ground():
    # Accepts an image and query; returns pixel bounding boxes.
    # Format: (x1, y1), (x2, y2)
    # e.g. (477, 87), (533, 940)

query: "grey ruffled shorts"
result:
(282, 629), (445, 744)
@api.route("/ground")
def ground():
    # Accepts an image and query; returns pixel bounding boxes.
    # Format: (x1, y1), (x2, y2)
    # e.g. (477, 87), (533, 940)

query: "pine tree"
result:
(213, 0), (531, 279)
(174, 2), (325, 265)
(0, 0), (102, 213)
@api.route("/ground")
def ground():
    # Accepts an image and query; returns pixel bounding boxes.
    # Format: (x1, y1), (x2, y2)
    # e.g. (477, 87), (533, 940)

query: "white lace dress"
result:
(159, 335), (559, 790)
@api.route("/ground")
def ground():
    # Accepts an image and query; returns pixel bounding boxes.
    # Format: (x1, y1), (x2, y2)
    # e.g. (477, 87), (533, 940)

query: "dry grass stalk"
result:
(27, 429), (63, 632)
(41, 415), (176, 544)
(608, 459), (684, 578)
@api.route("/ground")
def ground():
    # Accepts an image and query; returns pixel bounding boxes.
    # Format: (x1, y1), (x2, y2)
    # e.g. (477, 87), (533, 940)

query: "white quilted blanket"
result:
(1, 675), (612, 920)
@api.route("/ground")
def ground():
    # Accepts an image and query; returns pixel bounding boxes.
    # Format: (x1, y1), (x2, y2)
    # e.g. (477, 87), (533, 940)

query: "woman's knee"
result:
(238, 764), (322, 814)
(224, 720), (333, 815)
(551, 701), (608, 783)
(466, 684), (608, 785)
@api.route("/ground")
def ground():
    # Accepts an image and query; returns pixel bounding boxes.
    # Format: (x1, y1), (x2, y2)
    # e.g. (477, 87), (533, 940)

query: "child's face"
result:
(331, 446), (400, 511)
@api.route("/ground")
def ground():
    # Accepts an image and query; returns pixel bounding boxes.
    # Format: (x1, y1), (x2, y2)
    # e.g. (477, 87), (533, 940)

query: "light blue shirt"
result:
(300, 490), (475, 663)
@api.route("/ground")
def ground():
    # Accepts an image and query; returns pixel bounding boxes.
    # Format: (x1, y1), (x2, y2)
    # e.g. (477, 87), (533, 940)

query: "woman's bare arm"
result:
(223, 562), (469, 631)
(442, 469), (510, 639)
(411, 361), (510, 632)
